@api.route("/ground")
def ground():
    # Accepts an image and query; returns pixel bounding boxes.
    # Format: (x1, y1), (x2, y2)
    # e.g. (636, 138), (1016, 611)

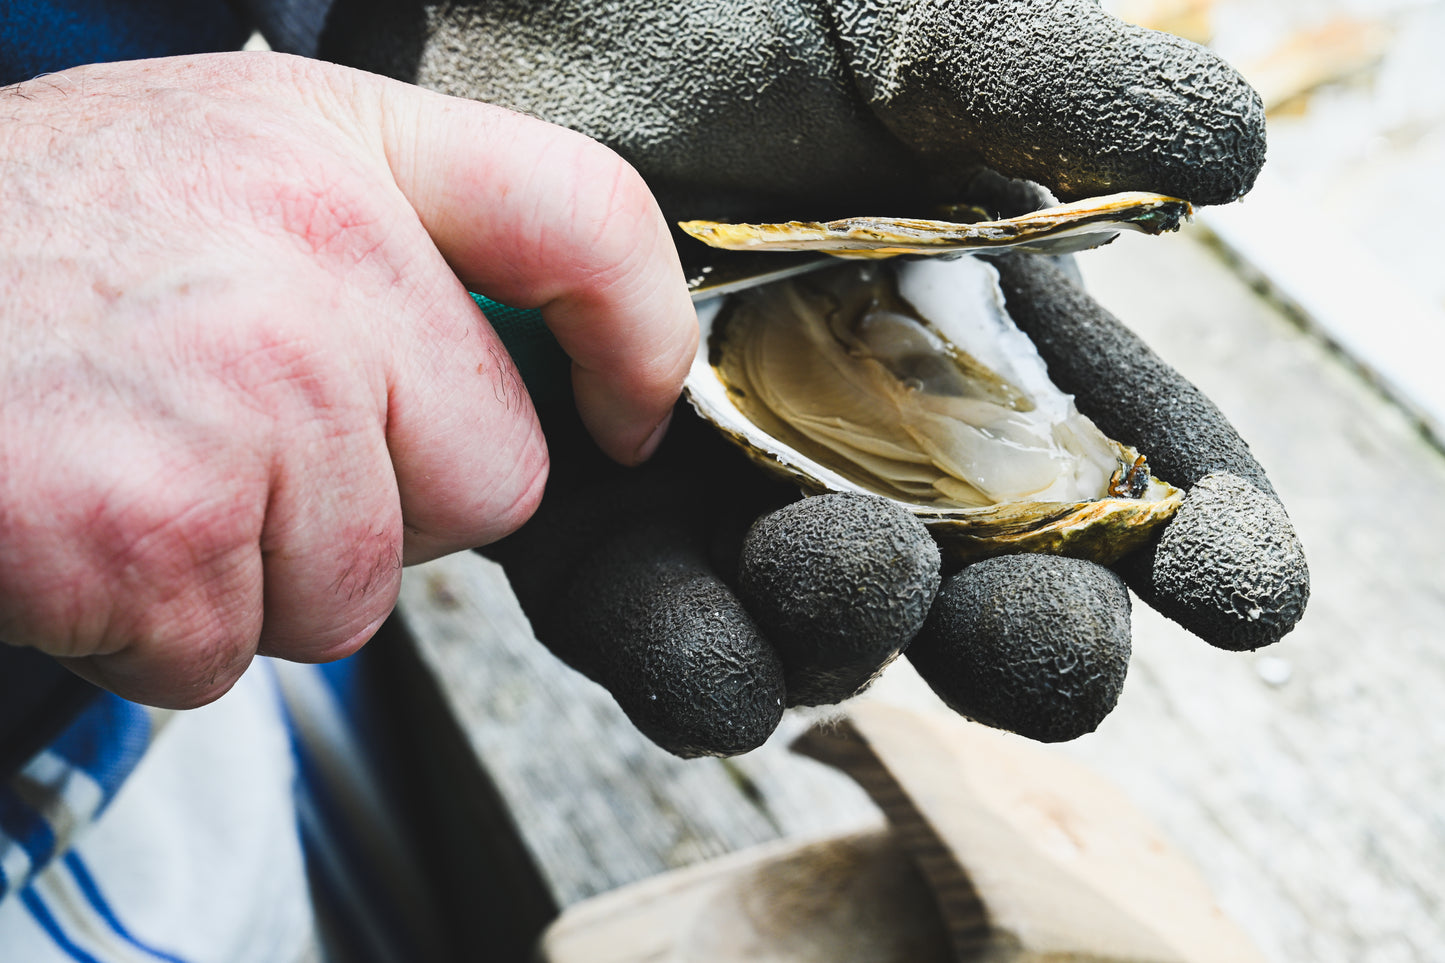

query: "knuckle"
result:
(91, 471), (260, 637)
(488, 450), (549, 543)
(260, 520), (403, 663)
(329, 522), (405, 610)
(219, 321), (346, 420)
(408, 423), (548, 554)
(140, 614), (258, 710)
(105, 478), (257, 586)
(0, 456), (262, 661)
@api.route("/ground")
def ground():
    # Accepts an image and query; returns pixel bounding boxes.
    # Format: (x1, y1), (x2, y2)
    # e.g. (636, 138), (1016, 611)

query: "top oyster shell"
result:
(679, 191), (1192, 259)
(686, 256), (1182, 563)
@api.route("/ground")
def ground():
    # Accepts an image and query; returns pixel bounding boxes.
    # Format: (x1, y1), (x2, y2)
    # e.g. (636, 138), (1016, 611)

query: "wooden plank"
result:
(793, 702), (1268, 963)
(538, 697), (1270, 963)
(536, 828), (954, 963)
(392, 553), (880, 910)
(1059, 228), (1445, 963)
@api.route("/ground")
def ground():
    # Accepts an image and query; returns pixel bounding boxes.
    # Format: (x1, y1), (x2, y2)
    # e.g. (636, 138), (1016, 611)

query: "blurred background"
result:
(1106, 0), (1445, 441)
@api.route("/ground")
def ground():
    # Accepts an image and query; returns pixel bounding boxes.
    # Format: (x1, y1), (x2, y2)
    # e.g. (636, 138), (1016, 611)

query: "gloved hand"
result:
(478, 252), (1308, 755)
(319, 0), (1265, 217)
(322, 0), (1306, 753)
(480, 393), (943, 757)
(905, 254), (1308, 743)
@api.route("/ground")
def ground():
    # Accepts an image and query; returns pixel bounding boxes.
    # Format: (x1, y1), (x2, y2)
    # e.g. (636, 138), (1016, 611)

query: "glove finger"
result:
(549, 521), (786, 758)
(480, 399), (791, 602)
(907, 554), (1132, 743)
(738, 493), (941, 707)
(478, 399), (788, 757)
(1119, 472), (1308, 651)
(990, 254), (1309, 650)
(835, 0), (1266, 205)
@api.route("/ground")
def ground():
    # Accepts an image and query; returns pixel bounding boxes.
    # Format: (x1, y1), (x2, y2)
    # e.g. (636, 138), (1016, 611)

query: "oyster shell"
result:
(686, 256), (1182, 563)
(679, 191), (1192, 259)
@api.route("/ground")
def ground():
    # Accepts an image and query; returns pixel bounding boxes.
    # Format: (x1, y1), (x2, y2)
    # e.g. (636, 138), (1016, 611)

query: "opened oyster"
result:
(686, 256), (1182, 563)
(680, 191), (1192, 259)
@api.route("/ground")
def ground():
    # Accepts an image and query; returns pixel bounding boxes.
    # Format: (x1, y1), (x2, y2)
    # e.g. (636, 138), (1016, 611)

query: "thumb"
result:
(326, 63), (699, 466)
(832, 0), (1266, 205)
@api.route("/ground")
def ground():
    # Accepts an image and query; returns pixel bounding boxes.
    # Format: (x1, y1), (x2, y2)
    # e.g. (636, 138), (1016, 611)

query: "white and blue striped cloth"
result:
(0, 654), (441, 963)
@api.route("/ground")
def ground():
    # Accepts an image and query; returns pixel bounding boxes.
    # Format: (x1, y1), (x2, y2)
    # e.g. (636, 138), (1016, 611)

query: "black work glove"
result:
(319, 0), (1265, 217)
(905, 254), (1308, 742)
(479, 250), (1309, 756)
(480, 391), (942, 758)
(323, 1), (1306, 753)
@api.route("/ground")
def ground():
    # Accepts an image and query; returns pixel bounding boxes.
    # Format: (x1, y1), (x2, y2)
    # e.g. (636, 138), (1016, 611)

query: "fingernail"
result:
(634, 411), (673, 463)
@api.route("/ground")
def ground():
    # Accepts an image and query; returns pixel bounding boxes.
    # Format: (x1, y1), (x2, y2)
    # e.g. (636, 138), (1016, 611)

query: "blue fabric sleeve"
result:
(234, 0), (332, 56)
(0, 0), (339, 84)
(0, 1), (252, 86)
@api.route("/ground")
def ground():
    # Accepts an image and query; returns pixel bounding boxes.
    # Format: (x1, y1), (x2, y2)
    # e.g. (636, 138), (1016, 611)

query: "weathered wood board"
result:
(394, 225), (1445, 963)
(393, 555), (880, 910)
(1061, 228), (1445, 963)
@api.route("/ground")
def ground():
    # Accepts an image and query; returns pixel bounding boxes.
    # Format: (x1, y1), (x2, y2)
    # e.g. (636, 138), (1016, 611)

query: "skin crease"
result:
(0, 52), (698, 710)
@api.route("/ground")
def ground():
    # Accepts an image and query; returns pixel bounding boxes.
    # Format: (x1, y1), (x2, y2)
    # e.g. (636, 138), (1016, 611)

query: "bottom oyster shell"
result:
(686, 257), (1182, 564)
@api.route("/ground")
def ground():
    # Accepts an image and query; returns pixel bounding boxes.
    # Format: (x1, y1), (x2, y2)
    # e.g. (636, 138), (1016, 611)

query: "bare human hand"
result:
(0, 52), (698, 708)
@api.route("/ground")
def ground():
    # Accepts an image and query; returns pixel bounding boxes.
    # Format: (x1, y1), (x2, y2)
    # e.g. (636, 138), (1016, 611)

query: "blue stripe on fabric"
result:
(64, 851), (194, 963)
(0, 782), (58, 867)
(21, 887), (106, 963)
(0, 694), (150, 899)
(47, 694), (151, 802)
(0, 0), (250, 86)
(316, 654), (366, 729)
(277, 659), (412, 963)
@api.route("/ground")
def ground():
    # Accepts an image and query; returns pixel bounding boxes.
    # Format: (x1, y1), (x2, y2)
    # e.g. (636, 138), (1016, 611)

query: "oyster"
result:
(679, 191), (1192, 259)
(686, 256), (1182, 563)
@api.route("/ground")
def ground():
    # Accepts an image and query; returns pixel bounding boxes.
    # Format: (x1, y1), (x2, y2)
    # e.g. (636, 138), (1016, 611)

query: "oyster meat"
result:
(679, 191), (1192, 259)
(686, 256), (1182, 563)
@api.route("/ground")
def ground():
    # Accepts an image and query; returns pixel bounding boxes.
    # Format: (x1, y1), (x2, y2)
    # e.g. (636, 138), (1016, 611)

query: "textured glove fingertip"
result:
(739, 493), (941, 707)
(908, 555), (1132, 743)
(562, 525), (785, 758)
(991, 255), (1311, 649)
(838, 0), (1266, 206)
(1119, 473), (1309, 651)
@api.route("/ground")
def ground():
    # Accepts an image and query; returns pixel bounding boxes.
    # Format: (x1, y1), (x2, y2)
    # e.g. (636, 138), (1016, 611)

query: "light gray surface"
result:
(1062, 227), (1445, 963)
(396, 226), (1445, 961)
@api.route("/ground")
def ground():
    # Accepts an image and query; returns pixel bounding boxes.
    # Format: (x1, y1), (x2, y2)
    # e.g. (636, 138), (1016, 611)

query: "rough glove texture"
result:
(480, 404), (793, 757)
(320, 0), (1265, 215)
(908, 555), (1132, 742)
(557, 523), (786, 758)
(992, 254), (1310, 649)
(739, 493), (941, 707)
(320, 0), (916, 218)
(1132, 473), (1310, 651)
(831, 0), (1266, 205)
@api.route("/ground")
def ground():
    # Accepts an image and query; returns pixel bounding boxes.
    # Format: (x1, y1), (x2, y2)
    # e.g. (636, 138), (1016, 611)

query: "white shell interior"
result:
(686, 256), (1127, 511)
